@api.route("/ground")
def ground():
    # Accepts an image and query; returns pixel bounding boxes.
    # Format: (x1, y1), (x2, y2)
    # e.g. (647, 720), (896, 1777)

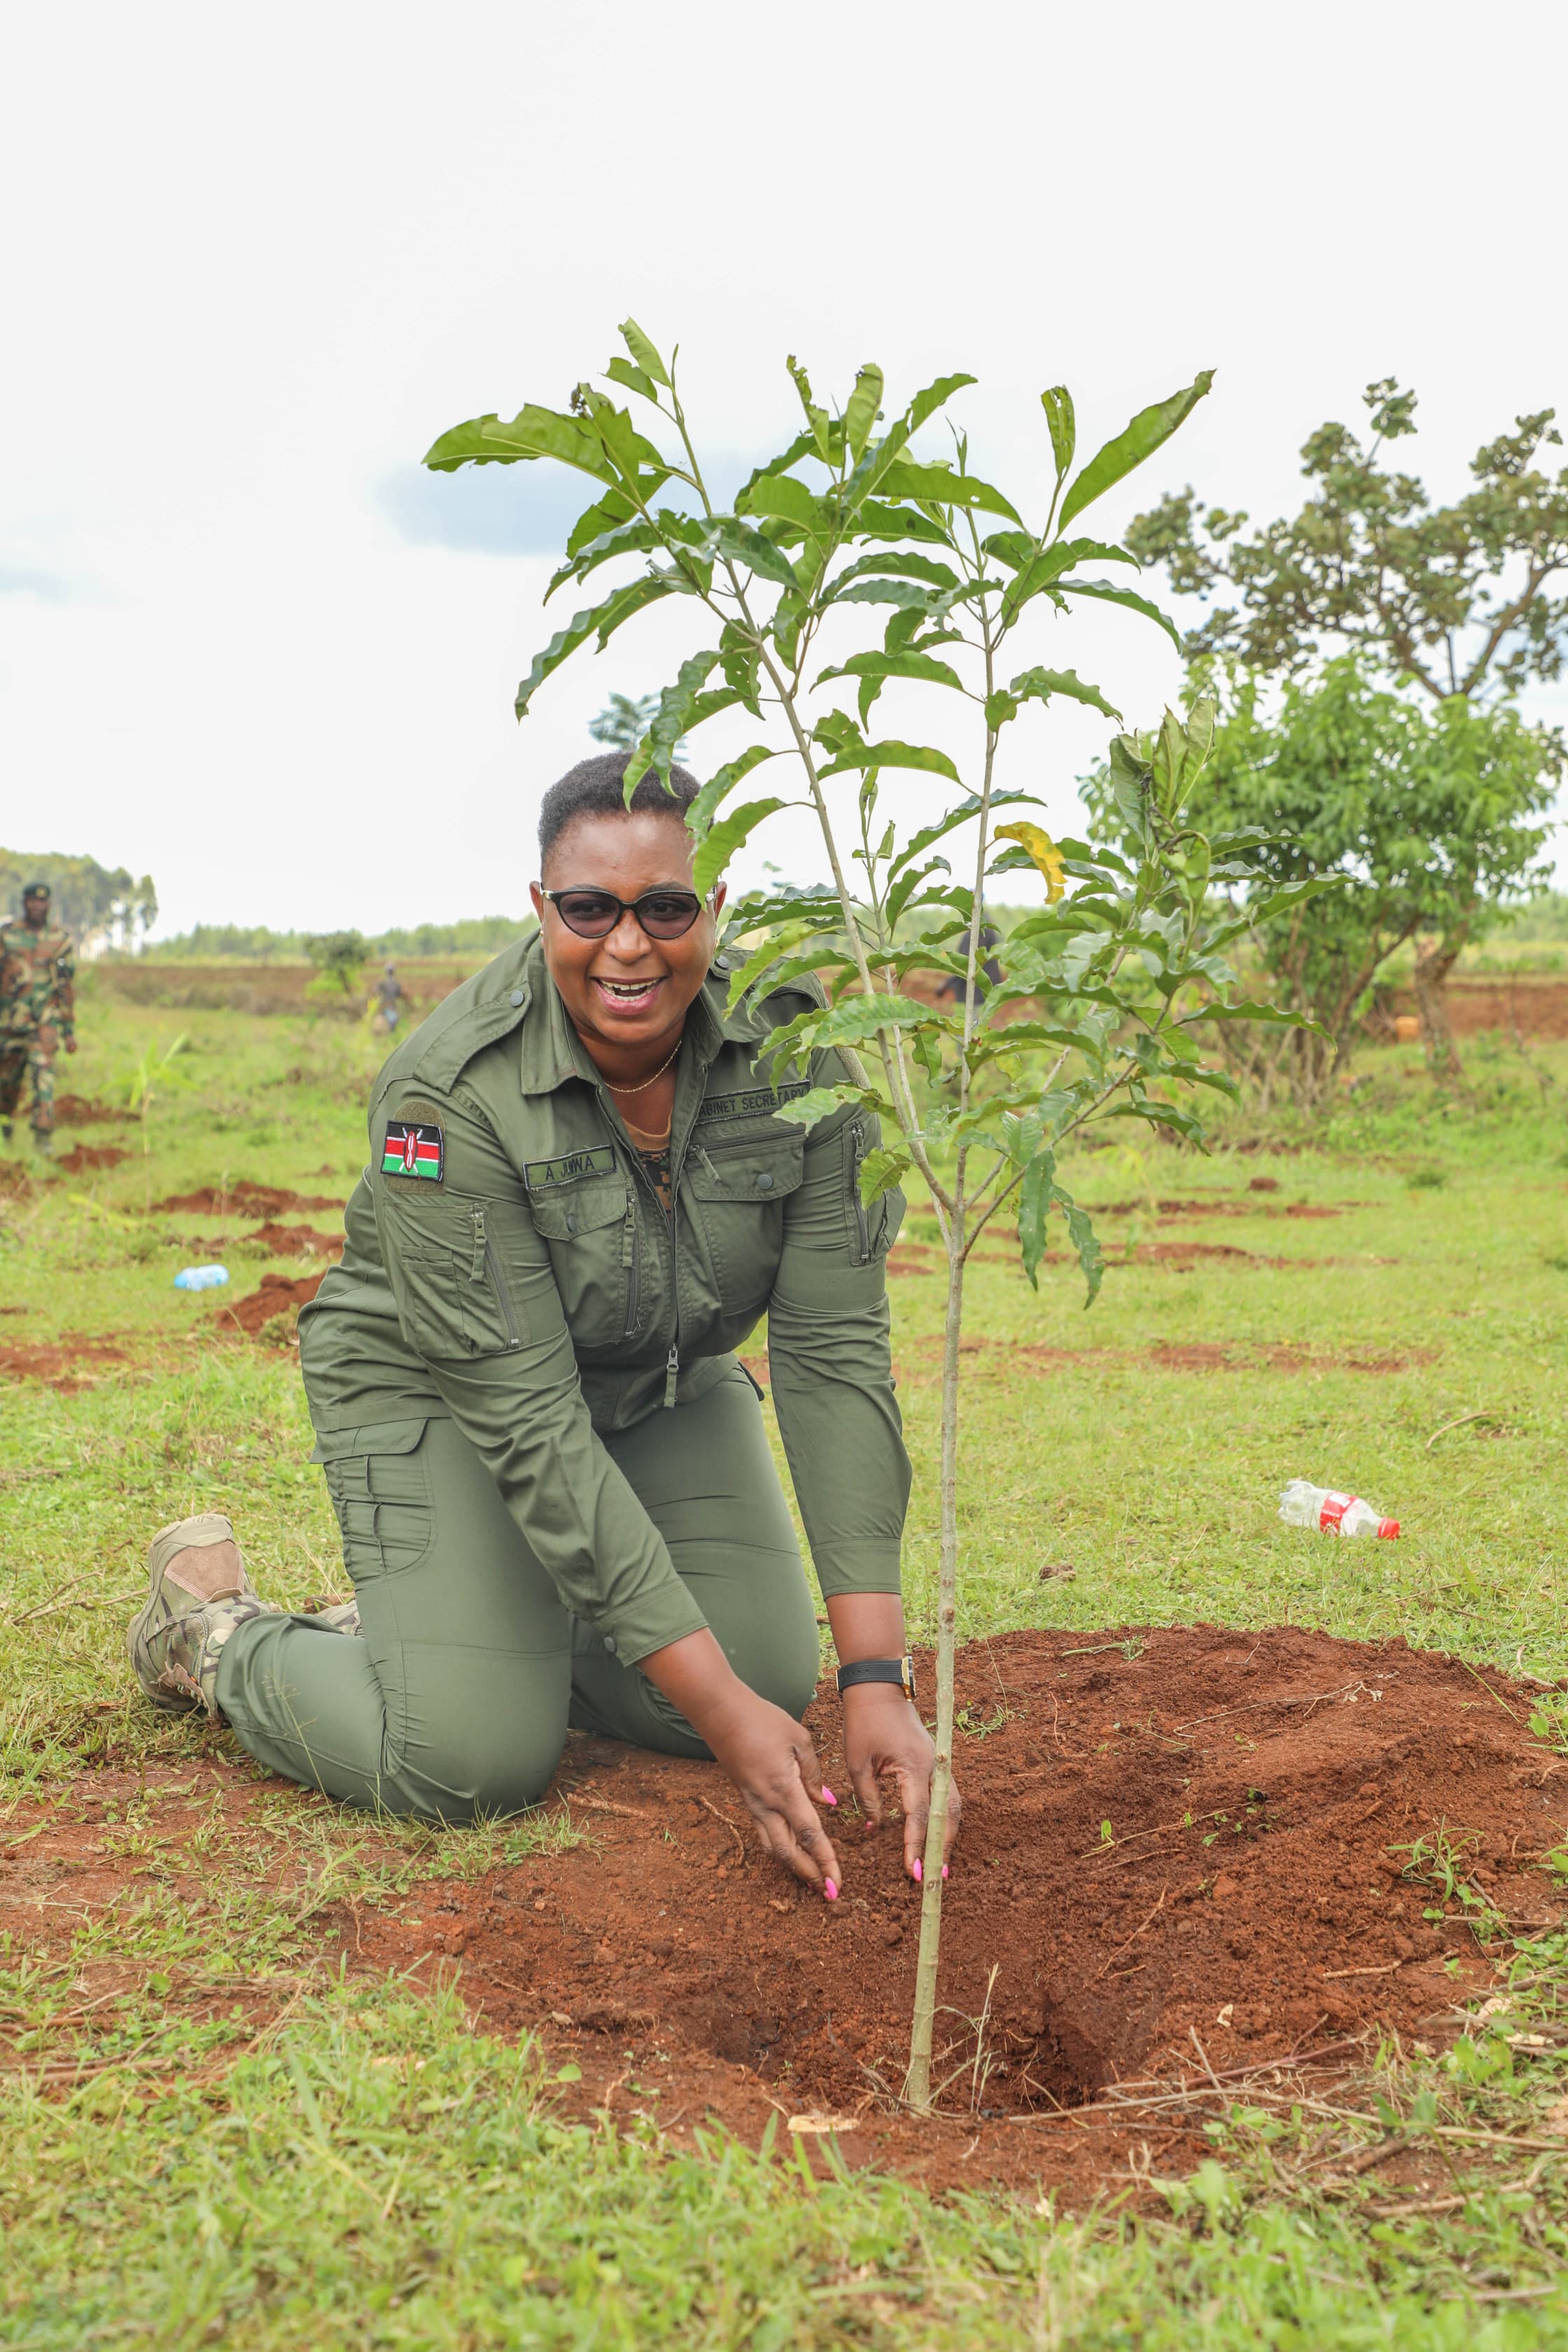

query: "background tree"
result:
(589, 692), (661, 752)
(1084, 658), (1558, 1102)
(1126, 382), (1568, 701)
(426, 326), (1317, 2107)
(0, 851), (158, 953)
(1126, 384), (1568, 1065)
(304, 930), (369, 1004)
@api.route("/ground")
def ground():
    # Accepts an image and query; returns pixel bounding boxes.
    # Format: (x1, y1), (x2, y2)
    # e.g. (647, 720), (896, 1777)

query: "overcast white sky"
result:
(4, 0), (1566, 937)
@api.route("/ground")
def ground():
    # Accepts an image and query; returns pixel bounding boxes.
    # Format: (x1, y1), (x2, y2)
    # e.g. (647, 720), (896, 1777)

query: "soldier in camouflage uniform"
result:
(0, 883), (76, 1156)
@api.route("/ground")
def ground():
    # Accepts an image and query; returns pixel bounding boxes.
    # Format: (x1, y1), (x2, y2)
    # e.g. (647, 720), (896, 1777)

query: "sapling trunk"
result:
(903, 1147), (966, 2110)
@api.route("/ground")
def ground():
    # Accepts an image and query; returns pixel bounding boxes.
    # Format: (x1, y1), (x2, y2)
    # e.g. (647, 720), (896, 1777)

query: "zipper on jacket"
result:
(470, 1205), (522, 1348)
(622, 1201), (641, 1343)
(848, 1119), (872, 1264)
(601, 1093), (687, 1408)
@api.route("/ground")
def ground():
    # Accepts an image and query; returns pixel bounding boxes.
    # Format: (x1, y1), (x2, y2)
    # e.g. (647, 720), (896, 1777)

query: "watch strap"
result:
(835, 1655), (916, 1700)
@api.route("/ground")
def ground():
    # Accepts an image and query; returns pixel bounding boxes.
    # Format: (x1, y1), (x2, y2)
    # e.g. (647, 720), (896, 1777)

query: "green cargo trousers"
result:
(214, 1368), (822, 1821)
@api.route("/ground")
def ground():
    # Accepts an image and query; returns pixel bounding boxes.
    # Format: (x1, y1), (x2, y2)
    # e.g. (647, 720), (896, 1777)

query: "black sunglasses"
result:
(542, 886), (708, 941)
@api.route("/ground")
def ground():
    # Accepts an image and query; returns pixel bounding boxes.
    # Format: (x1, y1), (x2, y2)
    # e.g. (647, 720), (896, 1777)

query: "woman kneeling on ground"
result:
(128, 752), (960, 1898)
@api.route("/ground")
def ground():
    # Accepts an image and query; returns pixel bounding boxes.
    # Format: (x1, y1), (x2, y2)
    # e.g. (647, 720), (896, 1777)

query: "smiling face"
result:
(529, 809), (725, 1067)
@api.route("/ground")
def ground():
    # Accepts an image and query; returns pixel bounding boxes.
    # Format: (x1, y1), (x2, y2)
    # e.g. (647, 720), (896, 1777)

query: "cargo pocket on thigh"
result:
(312, 1417), (433, 1585)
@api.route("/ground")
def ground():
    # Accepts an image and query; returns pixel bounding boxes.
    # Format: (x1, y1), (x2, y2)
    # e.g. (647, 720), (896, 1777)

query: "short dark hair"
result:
(538, 752), (702, 872)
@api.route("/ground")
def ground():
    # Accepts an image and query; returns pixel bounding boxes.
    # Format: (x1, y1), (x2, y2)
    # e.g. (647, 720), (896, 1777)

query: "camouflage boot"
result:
(31, 1132), (52, 1159)
(127, 1513), (279, 1718)
(304, 1597), (362, 1635)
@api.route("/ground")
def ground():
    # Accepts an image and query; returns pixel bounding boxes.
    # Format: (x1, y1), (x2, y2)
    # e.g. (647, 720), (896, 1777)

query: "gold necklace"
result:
(603, 1036), (682, 1097)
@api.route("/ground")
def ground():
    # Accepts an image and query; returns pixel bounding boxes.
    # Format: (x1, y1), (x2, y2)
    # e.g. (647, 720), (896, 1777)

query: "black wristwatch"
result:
(835, 1655), (916, 1702)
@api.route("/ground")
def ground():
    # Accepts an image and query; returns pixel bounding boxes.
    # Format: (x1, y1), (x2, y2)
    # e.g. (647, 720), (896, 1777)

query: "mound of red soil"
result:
(53, 1093), (134, 1127)
(154, 1182), (344, 1217)
(347, 1627), (1563, 2172)
(247, 1220), (344, 1260)
(54, 1144), (131, 1174)
(0, 1334), (127, 1391)
(219, 1272), (326, 1336)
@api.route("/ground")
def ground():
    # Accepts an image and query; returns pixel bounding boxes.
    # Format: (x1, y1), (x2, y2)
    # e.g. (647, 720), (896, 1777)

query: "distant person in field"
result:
(127, 752), (958, 1897)
(935, 922), (1003, 1007)
(372, 961), (404, 1036)
(0, 881), (77, 1157)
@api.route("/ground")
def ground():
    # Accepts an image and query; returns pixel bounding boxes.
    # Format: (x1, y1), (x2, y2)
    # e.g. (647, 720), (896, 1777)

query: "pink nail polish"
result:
(941, 1864), (949, 1880)
(821, 1786), (837, 1807)
(824, 1878), (839, 1902)
(911, 1858), (922, 1883)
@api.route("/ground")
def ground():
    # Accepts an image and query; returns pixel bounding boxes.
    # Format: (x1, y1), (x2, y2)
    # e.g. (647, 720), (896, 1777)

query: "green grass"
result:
(4, 1001), (1568, 2344)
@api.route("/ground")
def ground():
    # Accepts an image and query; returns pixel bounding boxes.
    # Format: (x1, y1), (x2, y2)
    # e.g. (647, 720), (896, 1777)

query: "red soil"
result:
(3, 1628), (1560, 2192)
(339, 1627), (1563, 2183)
(246, 1220), (344, 1259)
(54, 1144), (131, 1173)
(52, 1093), (134, 1127)
(153, 1183), (344, 1217)
(0, 1333), (127, 1391)
(218, 1272), (326, 1337)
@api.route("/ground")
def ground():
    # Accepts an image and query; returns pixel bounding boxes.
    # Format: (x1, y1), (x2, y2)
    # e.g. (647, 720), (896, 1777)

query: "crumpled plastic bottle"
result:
(1279, 1480), (1399, 1539)
(173, 1265), (230, 1291)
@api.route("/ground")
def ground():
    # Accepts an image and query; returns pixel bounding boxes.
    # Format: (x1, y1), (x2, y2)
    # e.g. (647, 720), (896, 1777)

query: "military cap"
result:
(22, 882), (50, 901)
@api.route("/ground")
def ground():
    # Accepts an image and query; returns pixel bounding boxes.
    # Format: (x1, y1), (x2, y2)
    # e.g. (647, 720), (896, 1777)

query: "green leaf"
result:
(844, 363), (885, 464)
(1056, 576), (1182, 648)
(1000, 538), (1138, 624)
(1189, 1000), (1329, 1035)
(786, 355), (834, 463)
(815, 738), (962, 784)
(746, 474), (827, 533)
(692, 798), (787, 897)
(764, 991), (939, 1077)
(887, 790), (1042, 881)
(817, 648), (963, 729)
(1006, 666), (1123, 722)
(858, 1144), (911, 1206)
(514, 577), (674, 718)
(1058, 371), (1214, 531)
(624, 650), (722, 788)
(618, 318), (671, 388)
(769, 1083), (885, 1130)
(831, 578), (953, 612)
(877, 462), (1023, 524)
(853, 499), (953, 546)
(828, 550), (961, 597)
(906, 372), (978, 435)
(699, 519), (801, 591)
(605, 356), (657, 403)
(1018, 1151), (1056, 1291)
(1041, 386), (1075, 483)
(424, 404), (624, 481)
(1053, 1184), (1105, 1306)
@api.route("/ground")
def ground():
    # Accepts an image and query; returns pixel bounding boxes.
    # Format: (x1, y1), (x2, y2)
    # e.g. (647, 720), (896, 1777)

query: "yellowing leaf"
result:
(996, 822), (1065, 902)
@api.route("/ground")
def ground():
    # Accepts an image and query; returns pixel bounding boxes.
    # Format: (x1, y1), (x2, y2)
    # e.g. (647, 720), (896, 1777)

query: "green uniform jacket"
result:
(299, 934), (911, 1665)
(0, 920), (75, 1042)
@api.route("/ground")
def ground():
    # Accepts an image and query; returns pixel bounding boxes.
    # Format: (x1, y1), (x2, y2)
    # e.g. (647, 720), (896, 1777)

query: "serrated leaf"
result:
(816, 738), (962, 784)
(685, 746), (778, 841)
(625, 649), (722, 788)
(906, 372), (978, 435)
(1041, 386), (1075, 482)
(1007, 665), (1123, 722)
(514, 578), (674, 718)
(618, 318), (670, 387)
(995, 822), (1066, 902)
(424, 403), (622, 480)
(692, 799), (787, 897)
(876, 462), (1023, 524)
(887, 789), (1042, 881)
(828, 550), (961, 596)
(1055, 576), (1182, 648)
(858, 1144), (911, 1207)
(1018, 1151), (1056, 1290)
(844, 363), (885, 464)
(817, 649), (964, 732)
(769, 1084), (885, 1130)
(1058, 371), (1214, 531)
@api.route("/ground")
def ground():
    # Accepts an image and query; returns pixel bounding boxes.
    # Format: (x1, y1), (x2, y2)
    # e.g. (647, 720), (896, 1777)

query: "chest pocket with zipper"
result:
(379, 1189), (528, 1361)
(685, 1130), (805, 1316)
(526, 1175), (632, 1352)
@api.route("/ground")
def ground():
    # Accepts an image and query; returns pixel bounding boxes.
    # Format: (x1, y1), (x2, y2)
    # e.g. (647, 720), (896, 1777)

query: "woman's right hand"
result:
(638, 1628), (843, 1894)
(701, 1684), (844, 1894)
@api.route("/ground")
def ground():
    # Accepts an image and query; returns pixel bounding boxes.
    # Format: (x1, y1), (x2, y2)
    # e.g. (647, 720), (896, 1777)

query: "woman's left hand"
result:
(842, 1686), (962, 1881)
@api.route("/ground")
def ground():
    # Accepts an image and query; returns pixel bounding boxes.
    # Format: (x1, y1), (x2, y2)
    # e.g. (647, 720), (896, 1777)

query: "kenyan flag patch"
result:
(382, 1120), (443, 1182)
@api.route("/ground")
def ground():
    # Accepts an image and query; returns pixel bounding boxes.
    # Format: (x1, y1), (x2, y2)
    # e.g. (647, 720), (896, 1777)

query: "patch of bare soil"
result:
(0, 1162), (36, 1202)
(0, 1333), (128, 1391)
(53, 1093), (134, 1127)
(54, 1144), (131, 1174)
(885, 1238), (1336, 1278)
(218, 1273), (326, 1338)
(1086, 1196), (1352, 1222)
(154, 1182), (345, 1217)
(247, 1220), (344, 1259)
(3, 1630), (1562, 2194)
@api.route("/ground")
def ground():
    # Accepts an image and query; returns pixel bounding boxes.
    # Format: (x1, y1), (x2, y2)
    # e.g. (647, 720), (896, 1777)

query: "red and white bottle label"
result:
(1318, 1491), (1353, 1532)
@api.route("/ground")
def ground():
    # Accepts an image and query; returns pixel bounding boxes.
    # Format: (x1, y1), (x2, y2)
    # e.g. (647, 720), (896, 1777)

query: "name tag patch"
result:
(382, 1120), (444, 1182)
(696, 1082), (811, 1125)
(524, 1145), (617, 1191)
